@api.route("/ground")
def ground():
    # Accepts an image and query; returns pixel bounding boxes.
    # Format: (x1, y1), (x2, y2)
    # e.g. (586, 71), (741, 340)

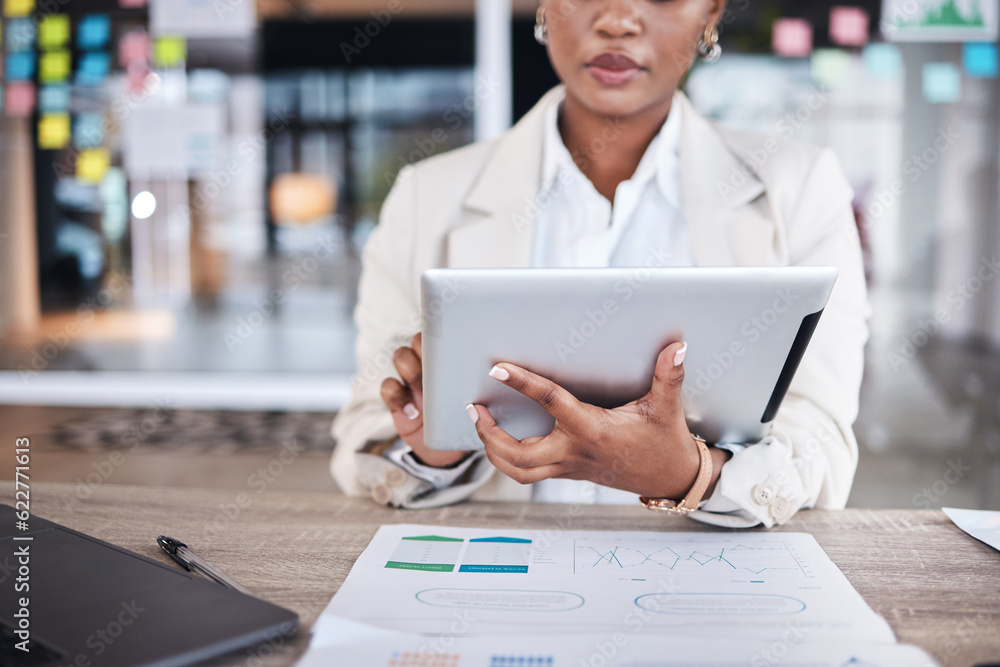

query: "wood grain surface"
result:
(3, 483), (998, 667)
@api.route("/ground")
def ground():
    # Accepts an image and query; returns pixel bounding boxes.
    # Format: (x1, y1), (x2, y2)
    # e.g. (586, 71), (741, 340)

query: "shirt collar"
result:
(540, 89), (683, 209)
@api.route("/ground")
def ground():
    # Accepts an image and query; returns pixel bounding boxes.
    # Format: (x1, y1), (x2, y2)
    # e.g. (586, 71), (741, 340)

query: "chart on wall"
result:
(882, 0), (999, 41)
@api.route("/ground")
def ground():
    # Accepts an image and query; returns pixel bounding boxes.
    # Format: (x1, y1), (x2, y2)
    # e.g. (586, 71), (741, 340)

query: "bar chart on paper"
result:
(460, 537), (532, 573)
(385, 535), (532, 573)
(385, 535), (464, 572)
(573, 538), (813, 580)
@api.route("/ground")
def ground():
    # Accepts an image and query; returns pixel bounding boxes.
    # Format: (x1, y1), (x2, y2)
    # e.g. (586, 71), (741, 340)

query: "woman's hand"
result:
(380, 333), (471, 468)
(467, 342), (725, 499)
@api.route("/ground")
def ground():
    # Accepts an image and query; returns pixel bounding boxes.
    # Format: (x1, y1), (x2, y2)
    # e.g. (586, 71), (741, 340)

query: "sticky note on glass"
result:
(773, 18), (814, 58)
(39, 50), (71, 83)
(3, 0), (33, 17)
(77, 148), (111, 184)
(5, 51), (34, 81)
(78, 14), (110, 50)
(6, 16), (35, 51)
(830, 7), (869, 46)
(119, 30), (150, 67)
(923, 62), (962, 103)
(153, 36), (186, 68)
(4, 81), (35, 116)
(38, 113), (71, 150)
(74, 112), (106, 149)
(77, 51), (111, 86)
(38, 14), (69, 50)
(39, 84), (71, 112)
(812, 49), (853, 88)
(963, 43), (998, 79)
(863, 43), (903, 78)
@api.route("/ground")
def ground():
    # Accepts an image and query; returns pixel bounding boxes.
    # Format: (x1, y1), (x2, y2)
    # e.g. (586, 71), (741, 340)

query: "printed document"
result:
(298, 524), (938, 666)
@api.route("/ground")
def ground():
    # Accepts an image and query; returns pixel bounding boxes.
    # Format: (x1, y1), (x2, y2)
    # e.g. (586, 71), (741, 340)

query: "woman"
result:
(330, 0), (869, 528)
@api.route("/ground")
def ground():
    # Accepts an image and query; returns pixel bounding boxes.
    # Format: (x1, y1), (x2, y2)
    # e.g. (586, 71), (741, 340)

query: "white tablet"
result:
(421, 267), (837, 451)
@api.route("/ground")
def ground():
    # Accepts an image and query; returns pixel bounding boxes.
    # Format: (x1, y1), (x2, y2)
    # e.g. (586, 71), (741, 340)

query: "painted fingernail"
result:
(489, 365), (510, 382)
(403, 403), (420, 420)
(674, 343), (688, 367)
(465, 403), (479, 424)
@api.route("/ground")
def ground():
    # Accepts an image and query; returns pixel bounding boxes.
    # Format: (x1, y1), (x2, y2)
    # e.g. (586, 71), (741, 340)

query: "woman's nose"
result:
(592, 0), (643, 39)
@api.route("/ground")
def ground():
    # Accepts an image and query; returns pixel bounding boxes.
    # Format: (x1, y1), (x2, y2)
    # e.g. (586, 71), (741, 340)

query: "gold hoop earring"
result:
(698, 25), (721, 63)
(534, 6), (548, 46)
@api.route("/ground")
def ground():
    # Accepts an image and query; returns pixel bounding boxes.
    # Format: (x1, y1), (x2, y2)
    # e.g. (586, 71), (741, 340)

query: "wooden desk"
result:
(3, 483), (998, 666)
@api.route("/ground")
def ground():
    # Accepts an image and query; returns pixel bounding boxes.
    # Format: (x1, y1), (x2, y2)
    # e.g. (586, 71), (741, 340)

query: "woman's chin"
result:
(566, 84), (669, 120)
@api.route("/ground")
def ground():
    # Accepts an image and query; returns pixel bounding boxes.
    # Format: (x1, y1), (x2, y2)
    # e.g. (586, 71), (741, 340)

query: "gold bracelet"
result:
(639, 434), (712, 515)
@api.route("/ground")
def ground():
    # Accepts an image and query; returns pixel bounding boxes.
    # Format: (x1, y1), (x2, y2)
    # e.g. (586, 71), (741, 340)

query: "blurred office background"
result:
(0, 0), (997, 511)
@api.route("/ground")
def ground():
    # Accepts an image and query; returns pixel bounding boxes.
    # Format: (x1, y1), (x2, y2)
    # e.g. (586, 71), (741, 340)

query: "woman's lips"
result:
(585, 52), (645, 87)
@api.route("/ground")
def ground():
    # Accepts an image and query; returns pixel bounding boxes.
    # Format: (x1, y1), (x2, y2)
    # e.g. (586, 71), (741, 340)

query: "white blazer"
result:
(330, 86), (870, 528)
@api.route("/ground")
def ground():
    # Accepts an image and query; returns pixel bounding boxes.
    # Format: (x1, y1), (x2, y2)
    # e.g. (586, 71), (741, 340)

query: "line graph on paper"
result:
(573, 539), (813, 580)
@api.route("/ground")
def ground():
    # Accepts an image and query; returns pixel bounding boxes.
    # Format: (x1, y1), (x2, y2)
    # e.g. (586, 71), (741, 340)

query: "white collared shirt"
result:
(529, 91), (742, 506)
(530, 90), (693, 270)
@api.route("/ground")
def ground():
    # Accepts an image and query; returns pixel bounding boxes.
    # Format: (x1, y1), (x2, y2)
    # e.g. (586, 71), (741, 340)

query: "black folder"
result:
(0, 505), (298, 667)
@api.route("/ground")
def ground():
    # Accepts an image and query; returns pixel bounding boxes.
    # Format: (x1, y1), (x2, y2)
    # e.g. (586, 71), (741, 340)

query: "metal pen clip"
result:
(157, 535), (254, 597)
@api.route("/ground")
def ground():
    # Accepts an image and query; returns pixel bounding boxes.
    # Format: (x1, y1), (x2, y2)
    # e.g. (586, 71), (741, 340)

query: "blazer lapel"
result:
(447, 87), (776, 269)
(676, 93), (774, 267)
(446, 87), (566, 269)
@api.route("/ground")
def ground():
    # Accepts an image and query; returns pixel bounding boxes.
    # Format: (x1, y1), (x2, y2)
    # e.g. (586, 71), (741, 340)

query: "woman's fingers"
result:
(381, 377), (423, 442)
(488, 363), (588, 430)
(380, 378), (420, 421)
(392, 345), (424, 413)
(468, 404), (565, 484)
(641, 341), (687, 420)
